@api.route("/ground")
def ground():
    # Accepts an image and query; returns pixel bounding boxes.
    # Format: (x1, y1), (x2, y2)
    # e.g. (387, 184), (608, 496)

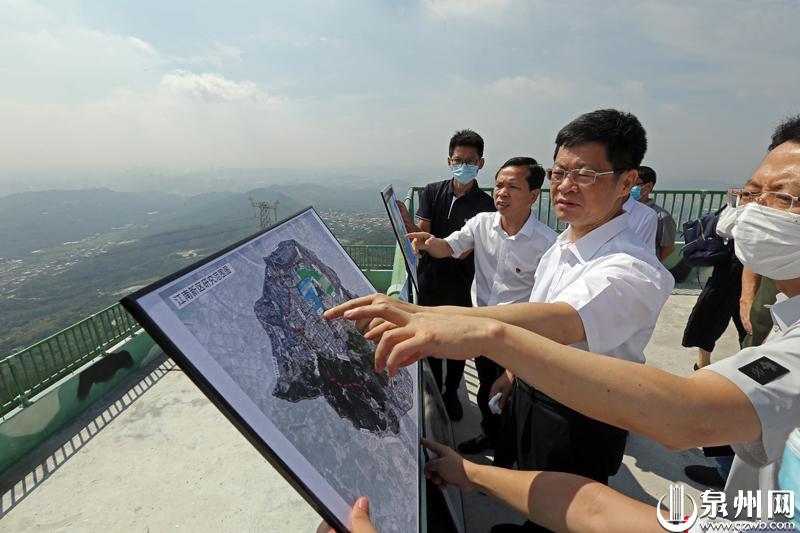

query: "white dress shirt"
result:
(705, 293), (800, 503)
(623, 195), (658, 250)
(529, 212), (674, 363)
(445, 210), (556, 307)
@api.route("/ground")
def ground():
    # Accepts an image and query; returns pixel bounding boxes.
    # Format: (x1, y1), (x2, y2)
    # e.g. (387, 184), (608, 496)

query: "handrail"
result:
(0, 245), (398, 418)
(342, 244), (395, 270)
(404, 187), (727, 235)
(1, 303), (140, 417)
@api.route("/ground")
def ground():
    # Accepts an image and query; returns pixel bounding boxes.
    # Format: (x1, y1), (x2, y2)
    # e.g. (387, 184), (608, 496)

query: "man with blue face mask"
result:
(399, 129), (495, 420)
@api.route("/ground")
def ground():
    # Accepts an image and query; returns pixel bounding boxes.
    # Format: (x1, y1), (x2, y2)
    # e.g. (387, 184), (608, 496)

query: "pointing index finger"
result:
(343, 303), (411, 329)
(323, 294), (381, 320)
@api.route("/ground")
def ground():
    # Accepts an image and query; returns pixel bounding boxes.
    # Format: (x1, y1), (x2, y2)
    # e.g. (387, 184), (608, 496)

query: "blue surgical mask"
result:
(630, 185), (642, 201)
(451, 164), (479, 184)
(779, 428), (800, 528)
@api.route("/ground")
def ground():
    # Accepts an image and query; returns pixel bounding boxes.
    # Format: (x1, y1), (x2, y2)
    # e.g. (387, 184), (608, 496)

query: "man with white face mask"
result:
(327, 114), (800, 530)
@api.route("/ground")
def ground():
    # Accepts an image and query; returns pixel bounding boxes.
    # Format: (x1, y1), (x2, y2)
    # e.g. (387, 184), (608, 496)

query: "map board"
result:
(122, 208), (420, 533)
(380, 185), (419, 292)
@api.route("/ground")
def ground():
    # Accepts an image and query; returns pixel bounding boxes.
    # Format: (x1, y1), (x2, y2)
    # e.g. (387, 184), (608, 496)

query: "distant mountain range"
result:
(0, 182), (414, 260)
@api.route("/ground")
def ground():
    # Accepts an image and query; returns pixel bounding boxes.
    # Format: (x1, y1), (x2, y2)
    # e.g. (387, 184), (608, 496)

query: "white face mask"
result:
(715, 204), (740, 239)
(732, 203), (800, 280)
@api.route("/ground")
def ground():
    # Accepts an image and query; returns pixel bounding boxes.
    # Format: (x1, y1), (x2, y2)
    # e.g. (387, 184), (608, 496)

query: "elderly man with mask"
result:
(325, 114), (800, 531)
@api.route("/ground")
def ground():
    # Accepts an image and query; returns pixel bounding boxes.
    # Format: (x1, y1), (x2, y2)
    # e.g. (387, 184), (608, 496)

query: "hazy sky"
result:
(1, 0), (799, 188)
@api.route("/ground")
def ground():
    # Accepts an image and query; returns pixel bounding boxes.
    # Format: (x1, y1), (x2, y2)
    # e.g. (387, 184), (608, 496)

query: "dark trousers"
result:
(509, 380), (629, 533)
(428, 357), (465, 395)
(475, 356), (504, 439)
(682, 257), (747, 352)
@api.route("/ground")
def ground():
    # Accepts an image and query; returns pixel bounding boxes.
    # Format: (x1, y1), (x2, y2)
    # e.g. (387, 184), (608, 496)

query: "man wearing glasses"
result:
(325, 113), (800, 533)
(330, 109), (674, 532)
(400, 129), (495, 420)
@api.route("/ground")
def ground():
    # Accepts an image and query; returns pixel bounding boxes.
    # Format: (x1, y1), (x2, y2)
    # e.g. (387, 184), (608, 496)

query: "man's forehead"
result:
(452, 146), (480, 157)
(749, 142), (800, 191)
(554, 142), (610, 167)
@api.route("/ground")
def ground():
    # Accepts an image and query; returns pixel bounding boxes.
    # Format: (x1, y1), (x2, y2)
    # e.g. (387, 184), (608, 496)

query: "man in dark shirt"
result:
(403, 129), (495, 420)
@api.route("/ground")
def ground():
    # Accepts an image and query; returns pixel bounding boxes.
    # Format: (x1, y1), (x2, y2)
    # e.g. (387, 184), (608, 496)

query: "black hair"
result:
(769, 114), (800, 151)
(553, 109), (647, 171)
(495, 156), (545, 190)
(449, 129), (485, 158)
(638, 165), (657, 185)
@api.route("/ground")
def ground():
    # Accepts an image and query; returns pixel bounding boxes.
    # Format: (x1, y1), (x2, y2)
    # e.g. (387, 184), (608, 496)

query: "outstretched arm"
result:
(406, 231), (456, 259)
(337, 307), (760, 451)
(423, 439), (663, 533)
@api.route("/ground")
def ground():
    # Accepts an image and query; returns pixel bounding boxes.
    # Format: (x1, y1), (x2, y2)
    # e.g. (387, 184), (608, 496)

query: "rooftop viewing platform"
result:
(0, 187), (735, 531)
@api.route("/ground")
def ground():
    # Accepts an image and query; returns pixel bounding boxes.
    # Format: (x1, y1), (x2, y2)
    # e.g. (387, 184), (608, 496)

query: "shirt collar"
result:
(448, 179), (480, 198)
(770, 293), (800, 332)
(491, 209), (538, 238)
(623, 195), (636, 211)
(557, 212), (630, 263)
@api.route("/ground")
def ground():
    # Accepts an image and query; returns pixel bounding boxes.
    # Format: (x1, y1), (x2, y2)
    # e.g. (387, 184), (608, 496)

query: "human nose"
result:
(556, 172), (579, 192)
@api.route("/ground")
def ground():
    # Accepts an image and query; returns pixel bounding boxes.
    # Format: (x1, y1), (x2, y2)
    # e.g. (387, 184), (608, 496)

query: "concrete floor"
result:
(0, 294), (742, 532)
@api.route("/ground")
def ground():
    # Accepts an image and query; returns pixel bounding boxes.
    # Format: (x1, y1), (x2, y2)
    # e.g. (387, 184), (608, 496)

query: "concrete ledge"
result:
(0, 332), (162, 475)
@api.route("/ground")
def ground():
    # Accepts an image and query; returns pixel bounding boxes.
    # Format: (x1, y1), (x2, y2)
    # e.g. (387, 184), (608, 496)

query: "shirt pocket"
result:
(504, 248), (539, 288)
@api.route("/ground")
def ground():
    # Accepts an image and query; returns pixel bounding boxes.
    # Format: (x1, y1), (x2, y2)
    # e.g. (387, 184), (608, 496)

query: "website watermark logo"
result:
(657, 484), (796, 531)
(658, 483), (698, 531)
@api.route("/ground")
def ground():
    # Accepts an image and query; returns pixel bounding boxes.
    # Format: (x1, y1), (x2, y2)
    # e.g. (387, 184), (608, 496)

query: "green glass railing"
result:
(0, 244), (397, 418)
(0, 189), (726, 419)
(404, 187), (727, 235)
(0, 304), (140, 417)
(343, 244), (395, 270)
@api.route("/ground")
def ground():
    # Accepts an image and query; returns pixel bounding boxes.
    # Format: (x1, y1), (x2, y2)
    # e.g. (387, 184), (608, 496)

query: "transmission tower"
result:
(249, 197), (280, 230)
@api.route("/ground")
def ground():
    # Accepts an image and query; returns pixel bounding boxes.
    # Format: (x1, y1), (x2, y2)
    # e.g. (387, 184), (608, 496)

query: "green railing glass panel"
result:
(0, 303), (140, 417)
(0, 244), (399, 418)
(404, 187), (727, 236)
(342, 244), (395, 270)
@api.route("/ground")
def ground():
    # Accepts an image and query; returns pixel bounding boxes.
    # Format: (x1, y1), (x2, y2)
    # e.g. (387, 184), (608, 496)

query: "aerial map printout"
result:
(123, 208), (419, 533)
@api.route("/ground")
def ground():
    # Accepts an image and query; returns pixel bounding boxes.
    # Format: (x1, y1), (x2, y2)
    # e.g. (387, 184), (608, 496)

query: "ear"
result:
(529, 188), (540, 204)
(622, 169), (638, 194)
(478, 158), (485, 170)
(447, 156), (453, 166)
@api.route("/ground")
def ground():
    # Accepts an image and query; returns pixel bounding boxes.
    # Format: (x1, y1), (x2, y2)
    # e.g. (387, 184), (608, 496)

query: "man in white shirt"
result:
(406, 157), (557, 457)
(327, 109), (674, 531)
(324, 113), (800, 532)
(624, 186), (658, 248)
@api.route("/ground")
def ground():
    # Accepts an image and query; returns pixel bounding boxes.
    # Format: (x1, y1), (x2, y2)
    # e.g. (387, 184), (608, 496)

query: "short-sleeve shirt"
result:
(415, 179), (495, 306)
(646, 199), (678, 252)
(528, 212), (674, 363)
(705, 293), (800, 500)
(444, 210), (557, 307)
(623, 195), (658, 250)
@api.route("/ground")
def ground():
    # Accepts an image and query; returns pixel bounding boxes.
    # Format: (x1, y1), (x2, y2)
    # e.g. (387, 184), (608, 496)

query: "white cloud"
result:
(159, 70), (283, 104)
(179, 42), (242, 68)
(127, 36), (159, 57)
(422, 0), (513, 20)
(621, 80), (645, 97)
(487, 75), (576, 100)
